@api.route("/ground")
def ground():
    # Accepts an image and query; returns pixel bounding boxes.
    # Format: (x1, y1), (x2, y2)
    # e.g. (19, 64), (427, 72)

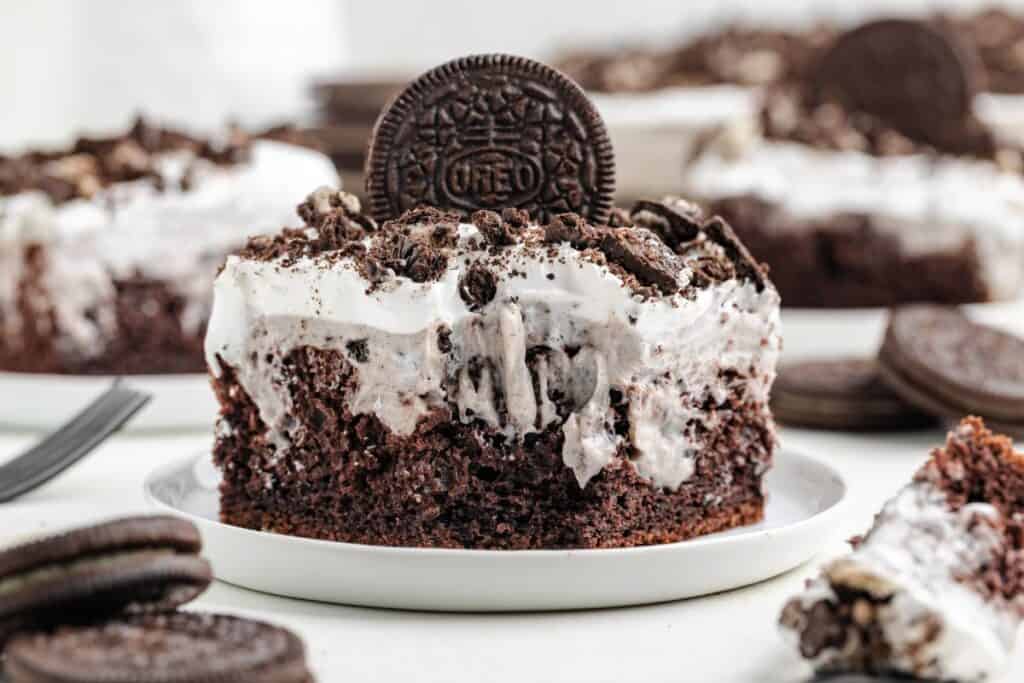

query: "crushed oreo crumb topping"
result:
(346, 339), (370, 363)
(233, 196), (771, 300)
(600, 228), (685, 295)
(459, 264), (499, 311)
(0, 117), (305, 204)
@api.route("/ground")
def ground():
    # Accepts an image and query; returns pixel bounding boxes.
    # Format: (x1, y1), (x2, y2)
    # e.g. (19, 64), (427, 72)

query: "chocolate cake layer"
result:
(213, 347), (770, 549)
(709, 195), (990, 308)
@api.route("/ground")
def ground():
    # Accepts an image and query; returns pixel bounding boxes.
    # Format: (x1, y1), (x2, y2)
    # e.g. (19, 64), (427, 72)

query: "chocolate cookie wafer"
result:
(878, 305), (1024, 437)
(0, 516), (211, 644)
(812, 19), (986, 153)
(365, 53), (615, 224)
(772, 358), (934, 431)
(4, 612), (313, 683)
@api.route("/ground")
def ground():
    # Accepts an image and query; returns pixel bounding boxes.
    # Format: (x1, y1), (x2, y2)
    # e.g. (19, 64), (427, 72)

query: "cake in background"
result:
(308, 78), (405, 201)
(690, 19), (1024, 308)
(0, 119), (339, 375)
(557, 13), (1024, 308)
(207, 55), (781, 550)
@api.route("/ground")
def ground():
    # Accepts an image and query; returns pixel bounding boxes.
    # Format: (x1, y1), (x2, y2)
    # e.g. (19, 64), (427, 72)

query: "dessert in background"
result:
(558, 12), (1024, 308)
(308, 77), (405, 201)
(689, 20), (1024, 308)
(780, 418), (1024, 682)
(879, 306), (1024, 438)
(0, 119), (339, 375)
(771, 358), (933, 431)
(206, 55), (781, 550)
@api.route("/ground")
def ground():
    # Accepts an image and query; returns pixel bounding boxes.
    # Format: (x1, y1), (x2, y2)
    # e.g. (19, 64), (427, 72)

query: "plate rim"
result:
(143, 446), (849, 559)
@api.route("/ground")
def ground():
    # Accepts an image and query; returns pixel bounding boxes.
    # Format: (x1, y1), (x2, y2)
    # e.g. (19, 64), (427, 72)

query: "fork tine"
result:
(5, 384), (130, 472)
(3, 387), (141, 480)
(0, 384), (151, 503)
(0, 389), (148, 502)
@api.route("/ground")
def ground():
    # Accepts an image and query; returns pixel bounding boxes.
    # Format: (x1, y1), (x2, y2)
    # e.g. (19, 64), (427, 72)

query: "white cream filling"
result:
(0, 141), (340, 359)
(784, 481), (1017, 682)
(206, 222), (781, 490)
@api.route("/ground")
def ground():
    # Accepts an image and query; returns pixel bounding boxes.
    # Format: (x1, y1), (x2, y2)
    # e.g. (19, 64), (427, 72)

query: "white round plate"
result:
(0, 372), (214, 431)
(144, 448), (847, 612)
(782, 297), (1024, 361)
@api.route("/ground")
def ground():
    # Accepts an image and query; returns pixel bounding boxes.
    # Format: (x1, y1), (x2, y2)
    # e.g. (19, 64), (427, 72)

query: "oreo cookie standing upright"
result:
(811, 19), (989, 153)
(365, 54), (615, 224)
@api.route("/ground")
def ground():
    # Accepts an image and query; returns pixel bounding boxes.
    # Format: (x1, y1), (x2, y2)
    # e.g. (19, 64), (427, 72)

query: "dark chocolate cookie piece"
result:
(365, 54), (615, 225)
(5, 612), (312, 683)
(629, 198), (702, 250)
(812, 19), (977, 149)
(772, 358), (934, 431)
(0, 516), (211, 644)
(600, 227), (685, 294)
(878, 306), (1024, 435)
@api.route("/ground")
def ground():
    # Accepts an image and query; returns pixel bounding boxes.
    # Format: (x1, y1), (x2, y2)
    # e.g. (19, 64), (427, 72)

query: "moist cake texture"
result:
(206, 191), (781, 549)
(0, 119), (339, 375)
(780, 418), (1024, 681)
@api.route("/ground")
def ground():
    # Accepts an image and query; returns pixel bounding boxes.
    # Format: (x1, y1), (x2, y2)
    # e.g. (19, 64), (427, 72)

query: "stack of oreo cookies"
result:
(0, 516), (314, 682)
(773, 306), (1024, 436)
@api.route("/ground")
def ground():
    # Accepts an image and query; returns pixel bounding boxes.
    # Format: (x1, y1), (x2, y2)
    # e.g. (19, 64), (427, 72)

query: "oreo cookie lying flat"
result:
(0, 516), (211, 643)
(366, 54), (615, 225)
(772, 358), (934, 431)
(813, 19), (977, 149)
(878, 306), (1024, 437)
(4, 612), (312, 683)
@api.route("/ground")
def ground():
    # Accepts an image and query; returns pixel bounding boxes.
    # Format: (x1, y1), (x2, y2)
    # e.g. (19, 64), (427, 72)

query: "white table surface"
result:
(2, 424), (1022, 683)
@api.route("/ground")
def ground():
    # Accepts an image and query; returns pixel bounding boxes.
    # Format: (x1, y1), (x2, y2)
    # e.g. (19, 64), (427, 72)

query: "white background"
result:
(4, 0), (1024, 148)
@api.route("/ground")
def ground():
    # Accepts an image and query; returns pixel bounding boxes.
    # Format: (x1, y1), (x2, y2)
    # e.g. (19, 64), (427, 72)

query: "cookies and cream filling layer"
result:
(781, 480), (1017, 682)
(206, 221), (781, 491)
(0, 141), (340, 358)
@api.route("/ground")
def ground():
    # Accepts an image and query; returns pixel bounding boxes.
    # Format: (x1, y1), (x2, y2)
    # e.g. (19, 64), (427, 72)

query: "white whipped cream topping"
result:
(782, 480), (1017, 682)
(0, 141), (340, 359)
(206, 221), (781, 490)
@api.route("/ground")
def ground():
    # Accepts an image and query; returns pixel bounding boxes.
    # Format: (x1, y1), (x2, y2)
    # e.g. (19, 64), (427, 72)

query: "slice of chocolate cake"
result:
(0, 119), (339, 375)
(206, 54), (780, 550)
(207, 191), (779, 549)
(780, 417), (1024, 681)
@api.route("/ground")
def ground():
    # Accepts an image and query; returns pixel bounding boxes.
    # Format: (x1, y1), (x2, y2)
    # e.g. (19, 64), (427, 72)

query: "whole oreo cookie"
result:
(772, 358), (934, 431)
(0, 516), (211, 644)
(878, 306), (1024, 437)
(365, 54), (615, 224)
(813, 19), (976, 147)
(4, 612), (312, 683)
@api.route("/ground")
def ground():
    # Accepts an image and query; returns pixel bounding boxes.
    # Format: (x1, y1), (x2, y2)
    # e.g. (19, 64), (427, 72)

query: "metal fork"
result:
(0, 381), (151, 502)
